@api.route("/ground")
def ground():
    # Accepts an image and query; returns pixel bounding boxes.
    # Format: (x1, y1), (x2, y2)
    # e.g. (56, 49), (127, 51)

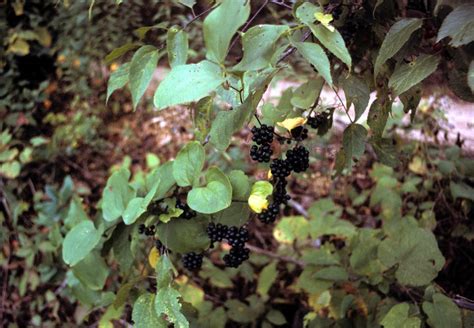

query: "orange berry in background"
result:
(43, 99), (52, 110)
(57, 54), (66, 63)
(73, 59), (81, 68)
(110, 63), (119, 72)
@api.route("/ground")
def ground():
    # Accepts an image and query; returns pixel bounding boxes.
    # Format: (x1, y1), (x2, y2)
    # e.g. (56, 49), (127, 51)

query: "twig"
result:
(453, 294), (474, 311)
(288, 199), (309, 217)
(183, 5), (214, 30)
(276, 30), (311, 64)
(228, 0), (270, 54)
(246, 244), (305, 267)
(331, 86), (353, 123)
(270, 0), (292, 9)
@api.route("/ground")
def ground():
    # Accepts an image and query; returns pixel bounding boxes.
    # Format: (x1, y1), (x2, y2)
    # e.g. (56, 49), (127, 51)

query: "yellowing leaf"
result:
(276, 117), (307, 131)
(248, 181), (273, 213)
(315, 12), (335, 32)
(248, 194), (269, 213)
(267, 170), (273, 180)
(408, 156), (427, 175)
(148, 247), (160, 268)
(308, 290), (332, 312)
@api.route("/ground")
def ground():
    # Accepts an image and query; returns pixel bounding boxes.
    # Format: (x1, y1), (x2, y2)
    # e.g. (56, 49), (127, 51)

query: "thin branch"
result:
(276, 30), (311, 64)
(228, 0), (270, 54)
(183, 5), (214, 30)
(288, 199), (309, 217)
(331, 86), (353, 123)
(453, 294), (474, 311)
(246, 244), (305, 267)
(270, 0), (292, 9)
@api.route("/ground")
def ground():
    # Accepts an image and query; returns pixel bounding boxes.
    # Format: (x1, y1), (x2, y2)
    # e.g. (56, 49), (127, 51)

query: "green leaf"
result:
(228, 170), (250, 201)
(209, 69), (275, 150)
(342, 124), (367, 166)
(72, 251), (109, 290)
(62, 221), (102, 266)
(132, 293), (167, 328)
(167, 26), (188, 67)
(233, 25), (289, 71)
(156, 217), (210, 253)
(295, 2), (321, 25)
(422, 293), (462, 328)
(309, 24), (351, 71)
(314, 266), (348, 281)
(273, 216), (310, 243)
(172, 141), (205, 187)
(194, 96), (214, 143)
(64, 196), (88, 229)
(213, 202), (250, 226)
(309, 214), (356, 239)
(147, 161), (176, 200)
(367, 98), (390, 136)
(378, 226), (445, 286)
(257, 262), (278, 296)
(111, 224), (134, 273)
(389, 55), (440, 96)
(248, 180), (273, 213)
(290, 77), (324, 109)
(154, 60), (224, 109)
(374, 18), (423, 79)
(187, 167), (232, 214)
(370, 137), (399, 168)
(129, 45), (160, 109)
(0, 161), (21, 179)
(155, 287), (189, 328)
(203, 0), (250, 63)
(105, 43), (138, 64)
(178, 0), (196, 9)
(225, 299), (259, 323)
(400, 85), (422, 121)
(350, 229), (383, 278)
(341, 75), (370, 122)
(436, 4), (474, 47)
(293, 42), (332, 86)
(266, 309), (287, 326)
(122, 181), (159, 225)
(102, 168), (136, 222)
(380, 303), (421, 328)
(107, 63), (130, 103)
(158, 199), (183, 223)
(156, 255), (175, 289)
(450, 181), (474, 201)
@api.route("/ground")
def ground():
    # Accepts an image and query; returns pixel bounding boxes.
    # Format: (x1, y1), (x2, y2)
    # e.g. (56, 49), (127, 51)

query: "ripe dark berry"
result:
(182, 252), (203, 270)
(145, 225), (156, 236)
(223, 246), (250, 268)
(176, 199), (196, 220)
(250, 144), (273, 163)
(225, 226), (249, 248)
(207, 223), (229, 248)
(251, 124), (274, 145)
(290, 126), (308, 141)
(272, 178), (291, 205)
(286, 146), (310, 173)
(258, 203), (280, 224)
(270, 159), (292, 178)
(138, 224), (146, 234)
(308, 113), (327, 129)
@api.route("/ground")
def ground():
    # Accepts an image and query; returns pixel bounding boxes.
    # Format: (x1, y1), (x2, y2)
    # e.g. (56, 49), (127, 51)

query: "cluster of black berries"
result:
(155, 239), (168, 254)
(307, 113), (327, 129)
(286, 146), (310, 173)
(290, 126), (309, 141)
(250, 144), (272, 163)
(250, 125), (274, 163)
(223, 246), (250, 268)
(182, 252), (203, 270)
(259, 145), (310, 224)
(176, 199), (196, 220)
(138, 224), (155, 236)
(207, 223), (250, 268)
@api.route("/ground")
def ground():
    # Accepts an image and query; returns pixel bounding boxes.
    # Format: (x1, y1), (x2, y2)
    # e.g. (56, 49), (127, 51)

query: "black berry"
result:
(138, 224), (146, 234)
(270, 159), (292, 178)
(290, 126), (308, 141)
(182, 252), (203, 270)
(223, 246), (250, 268)
(207, 223), (229, 248)
(225, 226), (249, 248)
(250, 144), (273, 163)
(176, 199), (196, 220)
(286, 146), (310, 173)
(258, 203), (280, 224)
(251, 124), (274, 145)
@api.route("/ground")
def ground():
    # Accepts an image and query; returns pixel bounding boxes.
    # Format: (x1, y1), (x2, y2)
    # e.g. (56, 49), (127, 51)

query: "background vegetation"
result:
(1, 0), (473, 327)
